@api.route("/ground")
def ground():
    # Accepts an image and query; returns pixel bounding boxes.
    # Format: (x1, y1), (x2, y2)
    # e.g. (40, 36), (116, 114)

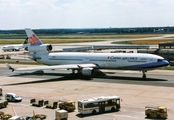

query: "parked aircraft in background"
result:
(138, 49), (174, 63)
(6, 28), (169, 79)
(2, 38), (29, 52)
(0, 51), (26, 59)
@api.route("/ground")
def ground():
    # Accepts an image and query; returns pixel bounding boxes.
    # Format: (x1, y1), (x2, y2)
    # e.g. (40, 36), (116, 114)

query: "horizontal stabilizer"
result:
(6, 63), (15, 72)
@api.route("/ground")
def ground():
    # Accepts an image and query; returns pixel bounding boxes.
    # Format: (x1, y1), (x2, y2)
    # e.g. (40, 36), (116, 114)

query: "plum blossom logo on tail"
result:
(29, 34), (39, 45)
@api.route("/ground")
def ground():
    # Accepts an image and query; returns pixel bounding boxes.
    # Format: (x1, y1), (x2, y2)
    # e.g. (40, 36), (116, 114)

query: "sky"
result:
(0, 0), (174, 30)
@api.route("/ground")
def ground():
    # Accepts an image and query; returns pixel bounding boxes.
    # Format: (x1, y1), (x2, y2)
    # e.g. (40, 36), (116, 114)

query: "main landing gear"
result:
(142, 70), (147, 79)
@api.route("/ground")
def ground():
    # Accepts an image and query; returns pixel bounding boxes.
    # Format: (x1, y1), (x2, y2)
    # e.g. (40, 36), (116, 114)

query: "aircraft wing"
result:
(6, 63), (98, 72)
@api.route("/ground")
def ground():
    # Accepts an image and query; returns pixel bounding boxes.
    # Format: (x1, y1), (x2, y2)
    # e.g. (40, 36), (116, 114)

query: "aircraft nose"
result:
(163, 60), (170, 66)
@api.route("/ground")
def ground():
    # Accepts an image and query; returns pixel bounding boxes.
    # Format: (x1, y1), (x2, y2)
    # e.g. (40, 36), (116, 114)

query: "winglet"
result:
(6, 63), (15, 72)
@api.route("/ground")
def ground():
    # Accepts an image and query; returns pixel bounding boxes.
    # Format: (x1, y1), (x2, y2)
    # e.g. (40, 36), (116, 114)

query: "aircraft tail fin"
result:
(23, 37), (29, 44)
(25, 28), (42, 46)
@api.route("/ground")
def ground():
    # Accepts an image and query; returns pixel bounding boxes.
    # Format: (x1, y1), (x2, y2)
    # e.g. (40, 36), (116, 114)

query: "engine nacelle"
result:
(81, 68), (95, 76)
(25, 44), (52, 52)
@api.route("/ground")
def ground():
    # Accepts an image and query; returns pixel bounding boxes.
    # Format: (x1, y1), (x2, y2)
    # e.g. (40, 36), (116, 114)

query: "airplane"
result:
(0, 51), (27, 59)
(2, 38), (29, 52)
(6, 28), (169, 79)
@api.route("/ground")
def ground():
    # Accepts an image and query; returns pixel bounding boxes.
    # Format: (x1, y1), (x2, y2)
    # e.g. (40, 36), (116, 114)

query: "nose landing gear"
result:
(142, 70), (147, 79)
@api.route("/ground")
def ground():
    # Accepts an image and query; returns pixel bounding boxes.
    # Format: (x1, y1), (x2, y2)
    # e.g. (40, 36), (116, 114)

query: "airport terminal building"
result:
(159, 42), (174, 49)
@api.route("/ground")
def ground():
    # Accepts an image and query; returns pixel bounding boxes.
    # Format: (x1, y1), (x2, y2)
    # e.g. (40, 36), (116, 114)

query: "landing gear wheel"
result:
(72, 69), (75, 74)
(111, 107), (116, 112)
(92, 110), (97, 115)
(142, 70), (147, 79)
(143, 74), (146, 79)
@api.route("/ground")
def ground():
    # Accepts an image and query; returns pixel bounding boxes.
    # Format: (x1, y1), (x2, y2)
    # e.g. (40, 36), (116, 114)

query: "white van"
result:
(5, 93), (22, 102)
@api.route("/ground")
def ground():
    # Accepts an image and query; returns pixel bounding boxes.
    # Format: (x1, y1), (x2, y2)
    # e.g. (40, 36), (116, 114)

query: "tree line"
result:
(0, 27), (174, 35)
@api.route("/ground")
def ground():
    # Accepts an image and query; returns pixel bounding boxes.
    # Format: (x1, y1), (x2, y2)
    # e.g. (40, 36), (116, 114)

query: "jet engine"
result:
(25, 44), (52, 52)
(81, 68), (95, 76)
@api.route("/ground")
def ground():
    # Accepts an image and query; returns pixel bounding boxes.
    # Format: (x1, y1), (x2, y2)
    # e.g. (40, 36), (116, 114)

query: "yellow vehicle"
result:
(30, 111), (46, 120)
(59, 100), (75, 112)
(145, 106), (168, 119)
(32, 114), (46, 120)
(0, 111), (12, 120)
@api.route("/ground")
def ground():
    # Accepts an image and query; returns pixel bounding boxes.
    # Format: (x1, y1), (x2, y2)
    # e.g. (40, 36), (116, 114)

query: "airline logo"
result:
(29, 34), (42, 45)
(108, 56), (137, 60)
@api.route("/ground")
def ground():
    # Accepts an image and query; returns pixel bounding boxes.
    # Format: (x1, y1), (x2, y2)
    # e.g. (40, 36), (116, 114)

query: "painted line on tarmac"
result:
(106, 114), (139, 119)
(122, 103), (174, 114)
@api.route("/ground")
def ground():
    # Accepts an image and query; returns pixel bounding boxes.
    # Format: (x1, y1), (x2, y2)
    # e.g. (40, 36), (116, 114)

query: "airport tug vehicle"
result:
(0, 111), (12, 120)
(145, 106), (168, 119)
(58, 100), (76, 112)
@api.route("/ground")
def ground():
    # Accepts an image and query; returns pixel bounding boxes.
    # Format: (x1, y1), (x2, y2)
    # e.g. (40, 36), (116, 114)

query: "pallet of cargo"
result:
(44, 100), (58, 109)
(0, 100), (8, 109)
(30, 98), (44, 107)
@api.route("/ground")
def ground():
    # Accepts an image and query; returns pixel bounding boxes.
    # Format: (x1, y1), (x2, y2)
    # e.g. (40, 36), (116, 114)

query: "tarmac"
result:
(0, 35), (174, 119)
(0, 64), (174, 120)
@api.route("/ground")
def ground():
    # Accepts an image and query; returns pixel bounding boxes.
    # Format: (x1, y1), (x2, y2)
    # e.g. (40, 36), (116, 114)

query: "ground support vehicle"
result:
(58, 100), (76, 112)
(55, 110), (68, 120)
(30, 99), (44, 107)
(78, 96), (120, 115)
(20, 113), (46, 120)
(5, 93), (22, 102)
(0, 111), (12, 120)
(145, 106), (168, 119)
(44, 100), (58, 109)
(31, 114), (46, 120)
(0, 100), (8, 109)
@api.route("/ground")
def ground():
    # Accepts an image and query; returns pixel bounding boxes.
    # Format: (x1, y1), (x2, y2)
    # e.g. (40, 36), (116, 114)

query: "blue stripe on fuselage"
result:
(115, 60), (169, 70)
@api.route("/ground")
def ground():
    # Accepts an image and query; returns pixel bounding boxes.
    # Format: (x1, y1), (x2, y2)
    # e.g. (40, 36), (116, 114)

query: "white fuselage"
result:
(2, 44), (29, 52)
(2, 44), (23, 51)
(32, 52), (168, 70)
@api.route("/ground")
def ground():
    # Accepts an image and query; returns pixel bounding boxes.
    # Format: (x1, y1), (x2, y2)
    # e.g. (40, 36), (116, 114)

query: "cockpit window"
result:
(157, 59), (163, 62)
